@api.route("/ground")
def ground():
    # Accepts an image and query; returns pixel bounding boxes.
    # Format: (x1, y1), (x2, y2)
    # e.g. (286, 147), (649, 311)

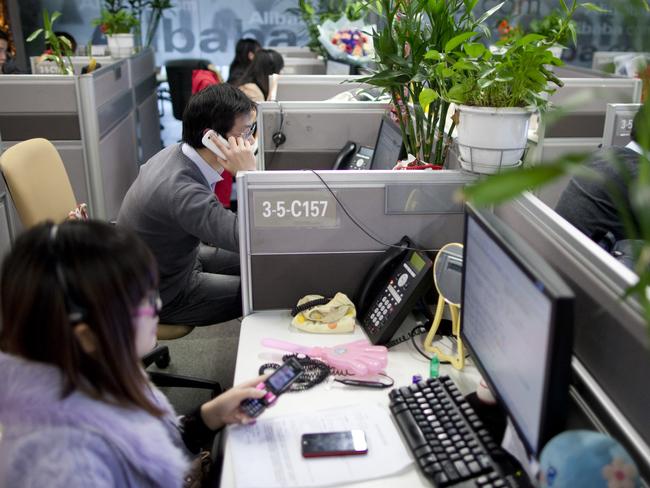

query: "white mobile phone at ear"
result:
(202, 130), (229, 160)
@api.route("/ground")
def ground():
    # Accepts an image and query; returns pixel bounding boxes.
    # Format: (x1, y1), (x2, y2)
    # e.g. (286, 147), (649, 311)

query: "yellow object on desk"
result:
(291, 292), (356, 333)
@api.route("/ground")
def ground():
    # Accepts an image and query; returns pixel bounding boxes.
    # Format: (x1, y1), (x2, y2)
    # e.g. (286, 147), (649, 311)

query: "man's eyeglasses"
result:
(239, 122), (257, 140)
(134, 292), (163, 318)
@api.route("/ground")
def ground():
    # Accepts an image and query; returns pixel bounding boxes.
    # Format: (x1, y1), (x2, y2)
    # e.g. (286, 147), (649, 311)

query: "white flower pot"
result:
(456, 105), (534, 174)
(107, 34), (134, 58)
(549, 45), (565, 59)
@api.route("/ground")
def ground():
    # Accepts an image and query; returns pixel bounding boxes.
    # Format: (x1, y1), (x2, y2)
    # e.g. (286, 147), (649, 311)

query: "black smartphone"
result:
(301, 430), (368, 458)
(239, 357), (303, 418)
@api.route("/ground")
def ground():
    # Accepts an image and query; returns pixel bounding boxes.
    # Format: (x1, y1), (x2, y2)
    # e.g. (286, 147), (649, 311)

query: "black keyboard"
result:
(389, 376), (514, 487)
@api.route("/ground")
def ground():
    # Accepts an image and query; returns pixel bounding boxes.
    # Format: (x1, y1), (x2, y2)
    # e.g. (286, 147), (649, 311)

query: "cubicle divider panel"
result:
(281, 58), (327, 75)
(257, 101), (389, 171)
(238, 170), (475, 314)
(495, 193), (650, 482)
(129, 49), (161, 164)
(272, 75), (369, 101)
(274, 46), (319, 59)
(0, 178), (15, 259)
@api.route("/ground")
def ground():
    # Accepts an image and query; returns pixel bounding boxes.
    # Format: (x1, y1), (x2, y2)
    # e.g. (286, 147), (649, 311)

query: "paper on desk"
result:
(228, 403), (412, 488)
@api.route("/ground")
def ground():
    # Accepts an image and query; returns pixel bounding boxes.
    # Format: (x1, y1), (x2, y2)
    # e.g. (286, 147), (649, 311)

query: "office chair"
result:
(0, 138), (220, 394)
(165, 58), (211, 121)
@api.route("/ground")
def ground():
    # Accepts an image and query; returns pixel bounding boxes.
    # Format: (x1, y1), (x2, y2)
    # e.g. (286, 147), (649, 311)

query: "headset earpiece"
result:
(271, 101), (286, 148)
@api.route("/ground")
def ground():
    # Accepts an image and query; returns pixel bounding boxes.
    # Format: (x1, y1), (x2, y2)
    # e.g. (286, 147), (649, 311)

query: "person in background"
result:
(235, 48), (284, 102)
(226, 37), (261, 85)
(0, 220), (270, 487)
(555, 102), (648, 244)
(118, 84), (257, 327)
(0, 29), (20, 74)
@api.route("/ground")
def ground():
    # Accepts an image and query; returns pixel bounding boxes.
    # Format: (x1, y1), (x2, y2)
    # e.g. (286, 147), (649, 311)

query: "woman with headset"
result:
(0, 220), (269, 487)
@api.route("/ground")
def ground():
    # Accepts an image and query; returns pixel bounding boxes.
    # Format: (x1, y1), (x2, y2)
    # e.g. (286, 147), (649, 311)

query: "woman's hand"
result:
(211, 133), (256, 175)
(199, 375), (269, 430)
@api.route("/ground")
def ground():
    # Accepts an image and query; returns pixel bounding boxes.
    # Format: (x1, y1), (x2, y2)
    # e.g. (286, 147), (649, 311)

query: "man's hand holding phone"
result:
(203, 129), (256, 175)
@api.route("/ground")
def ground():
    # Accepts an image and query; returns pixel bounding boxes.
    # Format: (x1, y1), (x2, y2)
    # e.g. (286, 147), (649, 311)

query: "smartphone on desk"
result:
(239, 357), (303, 418)
(301, 430), (368, 458)
(202, 129), (230, 160)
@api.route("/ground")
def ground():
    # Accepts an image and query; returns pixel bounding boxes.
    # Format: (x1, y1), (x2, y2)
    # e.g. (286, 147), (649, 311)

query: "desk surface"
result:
(220, 310), (482, 488)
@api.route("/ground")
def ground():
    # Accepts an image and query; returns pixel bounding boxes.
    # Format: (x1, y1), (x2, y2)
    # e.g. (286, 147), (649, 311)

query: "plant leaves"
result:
(580, 2), (610, 12)
(517, 33), (547, 45)
(559, 0), (569, 13)
(464, 43), (486, 58)
(476, 1), (506, 25)
(419, 88), (439, 110)
(444, 32), (477, 53)
(26, 28), (43, 42)
(424, 50), (442, 60)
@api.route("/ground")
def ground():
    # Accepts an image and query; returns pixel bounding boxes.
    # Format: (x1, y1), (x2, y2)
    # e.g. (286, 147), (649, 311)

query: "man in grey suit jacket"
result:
(118, 84), (257, 326)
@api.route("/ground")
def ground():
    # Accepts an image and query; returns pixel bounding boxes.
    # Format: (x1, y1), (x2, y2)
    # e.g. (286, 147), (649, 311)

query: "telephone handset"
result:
(202, 129), (230, 160)
(332, 141), (374, 170)
(356, 236), (434, 345)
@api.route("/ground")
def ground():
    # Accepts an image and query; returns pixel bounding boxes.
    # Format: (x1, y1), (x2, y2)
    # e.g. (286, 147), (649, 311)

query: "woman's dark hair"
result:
(0, 29), (9, 43)
(236, 49), (284, 101)
(182, 83), (256, 147)
(227, 38), (261, 84)
(0, 220), (164, 416)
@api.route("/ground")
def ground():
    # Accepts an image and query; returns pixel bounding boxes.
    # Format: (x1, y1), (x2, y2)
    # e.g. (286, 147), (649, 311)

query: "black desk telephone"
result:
(356, 236), (433, 345)
(332, 141), (374, 170)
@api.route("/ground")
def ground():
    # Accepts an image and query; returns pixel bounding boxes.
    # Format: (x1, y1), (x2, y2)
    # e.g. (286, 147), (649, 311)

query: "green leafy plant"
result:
(421, 1), (606, 110)
(26, 10), (74, 75)
(93, 8), (139, 36)
(528, 9), (577, 47)
(125, 0), (174, 48)
(358, 0), (504, 165)
(288, 0), (370, 57)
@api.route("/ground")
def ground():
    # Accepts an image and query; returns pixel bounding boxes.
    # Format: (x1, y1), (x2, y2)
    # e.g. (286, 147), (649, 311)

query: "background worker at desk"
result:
(555, 102), (648, 245)
(118, 84), (257, 326)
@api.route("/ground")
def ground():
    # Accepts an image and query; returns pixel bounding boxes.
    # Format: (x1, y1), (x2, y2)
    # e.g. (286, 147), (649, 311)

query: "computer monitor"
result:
(370, 115), (406, 170)
(461, 205), (574, 457)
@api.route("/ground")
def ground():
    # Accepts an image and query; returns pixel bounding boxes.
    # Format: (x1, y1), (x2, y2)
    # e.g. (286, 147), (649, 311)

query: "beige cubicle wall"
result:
(256, 101), (389, 171)
(281, 57), (327, 75)
(0, 49), (160, 244)
(268, 74), (371, 101)
(529, 65), (642, 208)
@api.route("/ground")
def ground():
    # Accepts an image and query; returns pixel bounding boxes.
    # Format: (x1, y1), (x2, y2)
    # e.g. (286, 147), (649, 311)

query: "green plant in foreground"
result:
(26, 10), (74, 75)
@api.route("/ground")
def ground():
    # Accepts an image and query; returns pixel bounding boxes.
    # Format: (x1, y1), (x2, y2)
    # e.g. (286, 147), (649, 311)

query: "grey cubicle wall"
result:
(238, 170), (476, 314)
(270, 75), (370, 101)
(0, 49), (159, 225)
(256, 101), (389, 170)
(281, 57), (327, 75)
(530, 66), (642, 207)
(592, 51), (650, 74)
(495, 193), (650, 482)
(274, 46), (318, 59)
(30, 56), (115, 75)
(602, 103), (642, 148)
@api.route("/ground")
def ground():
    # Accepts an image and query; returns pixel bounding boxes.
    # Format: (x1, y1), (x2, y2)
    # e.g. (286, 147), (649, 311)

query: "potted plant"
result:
(528, 9), (577, 58)
(125, 0), (174, 48)
(27, 10), (74, 75)
(421, 0), (604, 174)
(93, 3), (139, 58)
(359, 0), (504, 167)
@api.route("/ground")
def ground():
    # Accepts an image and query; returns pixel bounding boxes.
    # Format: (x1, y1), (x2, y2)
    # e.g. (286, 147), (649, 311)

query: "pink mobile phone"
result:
(301, 430), (368, 458)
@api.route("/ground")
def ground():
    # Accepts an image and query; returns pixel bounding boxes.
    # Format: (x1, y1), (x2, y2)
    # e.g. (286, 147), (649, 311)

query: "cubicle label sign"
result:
(252, 190), (338, 228)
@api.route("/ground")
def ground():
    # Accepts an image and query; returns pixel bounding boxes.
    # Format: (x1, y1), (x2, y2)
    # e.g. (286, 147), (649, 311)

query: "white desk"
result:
(220, 310), (482, 487)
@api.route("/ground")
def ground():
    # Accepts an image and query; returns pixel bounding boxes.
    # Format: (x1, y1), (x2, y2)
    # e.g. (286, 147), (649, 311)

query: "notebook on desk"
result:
(389, 205), (574, 487)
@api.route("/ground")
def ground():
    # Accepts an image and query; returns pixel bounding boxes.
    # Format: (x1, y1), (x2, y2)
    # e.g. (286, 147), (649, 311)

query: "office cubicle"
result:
(529, 65), (641, 207)
(30, 56), (115, 75)
(495, 193), (650, 482)
(269, 74), (370, 101)
(0, 49), (160, 228)
(237, 170), (476, 314)
(602, 103), (642, 148)
(256, 101), (389, 170)
(274, 46), (318, 59)
(281, 57), (327, 75)
(592, 51), (650, 74)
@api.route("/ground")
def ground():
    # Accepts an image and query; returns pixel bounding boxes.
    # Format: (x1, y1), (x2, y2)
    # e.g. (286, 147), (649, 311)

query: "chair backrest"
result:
(0, 138), (77, 227)
(165, 58), (211, 121)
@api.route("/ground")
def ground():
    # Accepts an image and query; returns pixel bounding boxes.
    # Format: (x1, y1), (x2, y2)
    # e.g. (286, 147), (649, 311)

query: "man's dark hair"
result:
(237, 49), (284, 100)
(182, 83), (256, 148)
(227, 38), (261, 84)
(0, 29), (9, 43)
(631, 100), (649, 146)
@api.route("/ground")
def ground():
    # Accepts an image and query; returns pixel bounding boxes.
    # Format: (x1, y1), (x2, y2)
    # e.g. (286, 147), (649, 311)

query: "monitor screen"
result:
(370, 115), (405, 170)
(461, 206), (574, 457)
